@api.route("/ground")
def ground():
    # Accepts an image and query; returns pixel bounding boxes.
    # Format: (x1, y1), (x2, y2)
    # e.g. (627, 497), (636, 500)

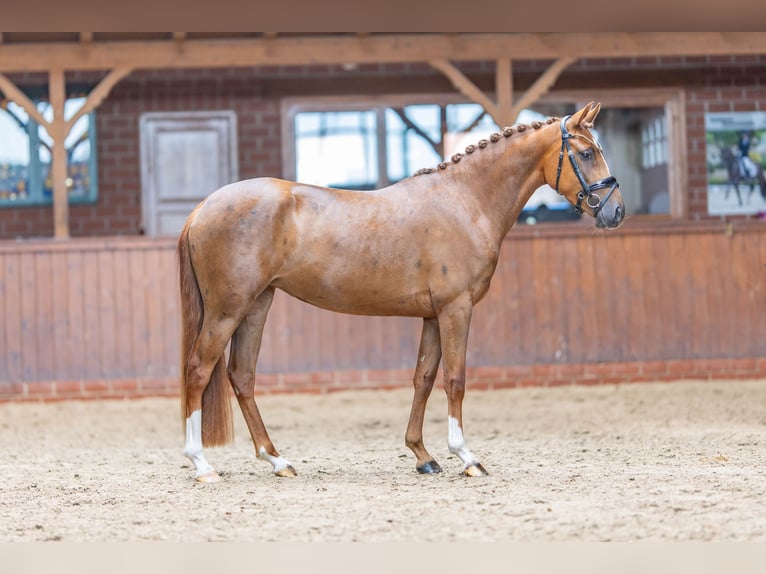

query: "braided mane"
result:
(412, 116), (560, 177)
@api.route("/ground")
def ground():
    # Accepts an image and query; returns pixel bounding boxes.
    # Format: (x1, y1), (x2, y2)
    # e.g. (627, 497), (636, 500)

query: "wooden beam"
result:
(172, 32), (186, 42)
(509, 56), (576, 122)
(49, 68), (69, 239)
(0, 73), (50, 128)
(0, 33), (765, 73)
(65, 67), (132, 131)
(429, 59), (499, 122)
(433, 55), (575, 126)
(495, 59), (513, 127)
(80, 32), (93, 44)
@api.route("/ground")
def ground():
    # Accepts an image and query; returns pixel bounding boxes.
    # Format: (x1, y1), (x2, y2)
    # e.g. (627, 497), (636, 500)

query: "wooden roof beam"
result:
(430, 59), (500, 123)
(0, 73), (50, 127)
(432, 55), (576, 126)
(509, 57), (576, 122)
(0, 33), (765, 73)
(66, 67), (133, 131)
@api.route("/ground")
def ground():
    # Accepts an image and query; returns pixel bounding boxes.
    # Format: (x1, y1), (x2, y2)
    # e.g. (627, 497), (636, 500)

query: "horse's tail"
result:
(178, 209), (234, 447)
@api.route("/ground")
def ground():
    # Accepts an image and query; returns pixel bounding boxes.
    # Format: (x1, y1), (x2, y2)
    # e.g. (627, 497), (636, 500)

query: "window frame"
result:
(281, 87), (688, 220)
(0, 97), (99, 208)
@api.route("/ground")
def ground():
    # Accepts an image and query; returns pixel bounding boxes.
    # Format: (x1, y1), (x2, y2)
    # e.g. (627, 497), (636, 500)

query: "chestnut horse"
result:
(179, 102), (624, 482)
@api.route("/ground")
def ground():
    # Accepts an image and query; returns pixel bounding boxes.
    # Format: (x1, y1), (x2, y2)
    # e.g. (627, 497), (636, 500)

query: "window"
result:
(292, 102), (500, 190)
(642, 115), (667, 169)
(284, 89), (685, 223)
(0, 96), (97, 207)
(295, 109), (379, 190)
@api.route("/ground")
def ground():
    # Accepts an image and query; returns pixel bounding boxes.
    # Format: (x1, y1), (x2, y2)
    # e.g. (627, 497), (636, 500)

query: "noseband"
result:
(554, 115), (619, 216)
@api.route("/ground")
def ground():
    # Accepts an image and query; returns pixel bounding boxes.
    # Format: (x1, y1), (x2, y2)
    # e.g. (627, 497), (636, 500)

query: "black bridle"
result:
(554, 115), (619, 216)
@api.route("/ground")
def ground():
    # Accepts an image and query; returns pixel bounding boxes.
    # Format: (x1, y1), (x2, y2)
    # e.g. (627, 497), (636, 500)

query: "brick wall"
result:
(4, 358), (765, 402)
(0, 70), (284, 238)
(1, 55), (765, 238)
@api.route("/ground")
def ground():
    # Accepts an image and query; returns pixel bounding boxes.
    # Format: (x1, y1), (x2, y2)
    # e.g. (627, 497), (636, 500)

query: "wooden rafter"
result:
(0, 73), (49, 127)
(509, 57), (577, 121)
(0, 33), (764, 73)
(430, 59), (499, 122)
(431, 56), (575, 126)
(0, 66), (133, 238)
(65, 67), (133, 131)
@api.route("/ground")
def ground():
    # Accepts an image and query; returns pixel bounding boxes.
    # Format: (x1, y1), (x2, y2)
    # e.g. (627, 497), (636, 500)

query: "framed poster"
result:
(705, 111), (766, 216)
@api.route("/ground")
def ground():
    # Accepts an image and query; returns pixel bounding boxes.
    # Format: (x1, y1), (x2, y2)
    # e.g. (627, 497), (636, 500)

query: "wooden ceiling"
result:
(0, 33), (764, 72)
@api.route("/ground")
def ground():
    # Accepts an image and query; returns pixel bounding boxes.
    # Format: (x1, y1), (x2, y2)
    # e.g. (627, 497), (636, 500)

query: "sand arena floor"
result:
(1, 378), (765, 542)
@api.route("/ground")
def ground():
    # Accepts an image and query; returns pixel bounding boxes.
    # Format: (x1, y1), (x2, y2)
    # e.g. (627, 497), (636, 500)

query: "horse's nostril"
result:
(615, 205), (623, 220)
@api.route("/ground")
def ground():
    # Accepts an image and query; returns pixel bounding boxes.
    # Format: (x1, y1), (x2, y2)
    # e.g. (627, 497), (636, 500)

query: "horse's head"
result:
(544, 102), (625, 229)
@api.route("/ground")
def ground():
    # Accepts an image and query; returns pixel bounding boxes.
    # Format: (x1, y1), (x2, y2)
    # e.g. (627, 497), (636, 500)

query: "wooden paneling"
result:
(0, 224), (764, 390)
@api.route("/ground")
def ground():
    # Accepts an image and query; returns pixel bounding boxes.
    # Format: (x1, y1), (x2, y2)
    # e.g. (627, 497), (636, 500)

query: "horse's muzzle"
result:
(595, 193), (625, 229)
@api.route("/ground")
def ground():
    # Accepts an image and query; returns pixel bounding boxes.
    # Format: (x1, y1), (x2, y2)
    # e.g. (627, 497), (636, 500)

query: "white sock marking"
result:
(183, 410), (215, 478)
(259, 446), (293, 473)
(448, 416), (479, 468)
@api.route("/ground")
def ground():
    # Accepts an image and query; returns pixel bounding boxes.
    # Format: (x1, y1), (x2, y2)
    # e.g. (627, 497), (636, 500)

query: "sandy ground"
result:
(1, 378), (765, 542)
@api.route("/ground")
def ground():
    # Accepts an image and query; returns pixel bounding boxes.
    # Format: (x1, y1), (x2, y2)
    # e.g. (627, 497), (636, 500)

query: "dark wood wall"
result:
(1, 222), (763, 392)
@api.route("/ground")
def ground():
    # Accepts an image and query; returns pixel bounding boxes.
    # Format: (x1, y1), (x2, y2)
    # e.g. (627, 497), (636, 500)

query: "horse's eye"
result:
(579, 149), (594, 161)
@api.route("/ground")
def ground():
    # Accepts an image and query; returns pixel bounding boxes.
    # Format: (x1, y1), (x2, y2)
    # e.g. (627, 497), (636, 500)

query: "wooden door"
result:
(139, 111), (238, 236)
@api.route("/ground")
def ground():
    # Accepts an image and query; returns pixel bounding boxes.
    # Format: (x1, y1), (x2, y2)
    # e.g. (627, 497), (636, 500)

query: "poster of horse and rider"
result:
(706, 111), (766, 216)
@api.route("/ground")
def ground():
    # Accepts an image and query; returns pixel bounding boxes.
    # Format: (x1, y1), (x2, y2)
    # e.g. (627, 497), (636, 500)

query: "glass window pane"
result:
(0, 102), (32, 201)
(1, 96), (97, 206)
(295, 110), (378, 189)
(385, 107), (441, 182)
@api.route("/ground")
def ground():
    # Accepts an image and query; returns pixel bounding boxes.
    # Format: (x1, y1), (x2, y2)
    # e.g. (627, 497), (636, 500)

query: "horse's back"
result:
(185, 176), (495, 318)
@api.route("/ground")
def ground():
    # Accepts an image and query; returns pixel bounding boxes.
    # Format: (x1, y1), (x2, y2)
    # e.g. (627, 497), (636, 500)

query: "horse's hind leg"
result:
(405, 318), (443, 474)
(227, 287), (296, 477)
(183, 315), (241, 482)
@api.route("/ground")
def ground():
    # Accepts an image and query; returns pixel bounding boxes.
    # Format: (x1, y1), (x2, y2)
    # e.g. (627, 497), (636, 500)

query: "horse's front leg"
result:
(437, 295), (488, 477)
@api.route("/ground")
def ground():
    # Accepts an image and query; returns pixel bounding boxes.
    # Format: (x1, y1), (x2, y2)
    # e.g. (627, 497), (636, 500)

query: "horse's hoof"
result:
(463, 463), (489, 477)
(196, 471), (222, 483)
(416, 460), (443, 474)
(275, 465), (297, 477)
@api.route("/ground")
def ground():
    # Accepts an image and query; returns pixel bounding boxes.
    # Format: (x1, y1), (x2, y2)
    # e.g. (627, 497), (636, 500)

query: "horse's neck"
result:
(457, 125), (554, 241)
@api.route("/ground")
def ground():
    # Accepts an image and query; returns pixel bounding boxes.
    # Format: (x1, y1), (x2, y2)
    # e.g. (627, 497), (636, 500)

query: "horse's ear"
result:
(582, 102), (601, 127)
(567, 102), (595, 129)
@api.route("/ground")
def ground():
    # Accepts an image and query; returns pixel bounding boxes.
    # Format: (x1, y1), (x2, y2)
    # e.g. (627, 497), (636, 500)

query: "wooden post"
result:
(432, 56), (576, 127)
(49, 68), (69, 239)
(1, 67), (132, 238)
(495, 59), (513, 127)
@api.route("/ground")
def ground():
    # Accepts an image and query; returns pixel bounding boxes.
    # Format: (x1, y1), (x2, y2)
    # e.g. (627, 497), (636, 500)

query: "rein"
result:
(554, 115), (619, 216)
